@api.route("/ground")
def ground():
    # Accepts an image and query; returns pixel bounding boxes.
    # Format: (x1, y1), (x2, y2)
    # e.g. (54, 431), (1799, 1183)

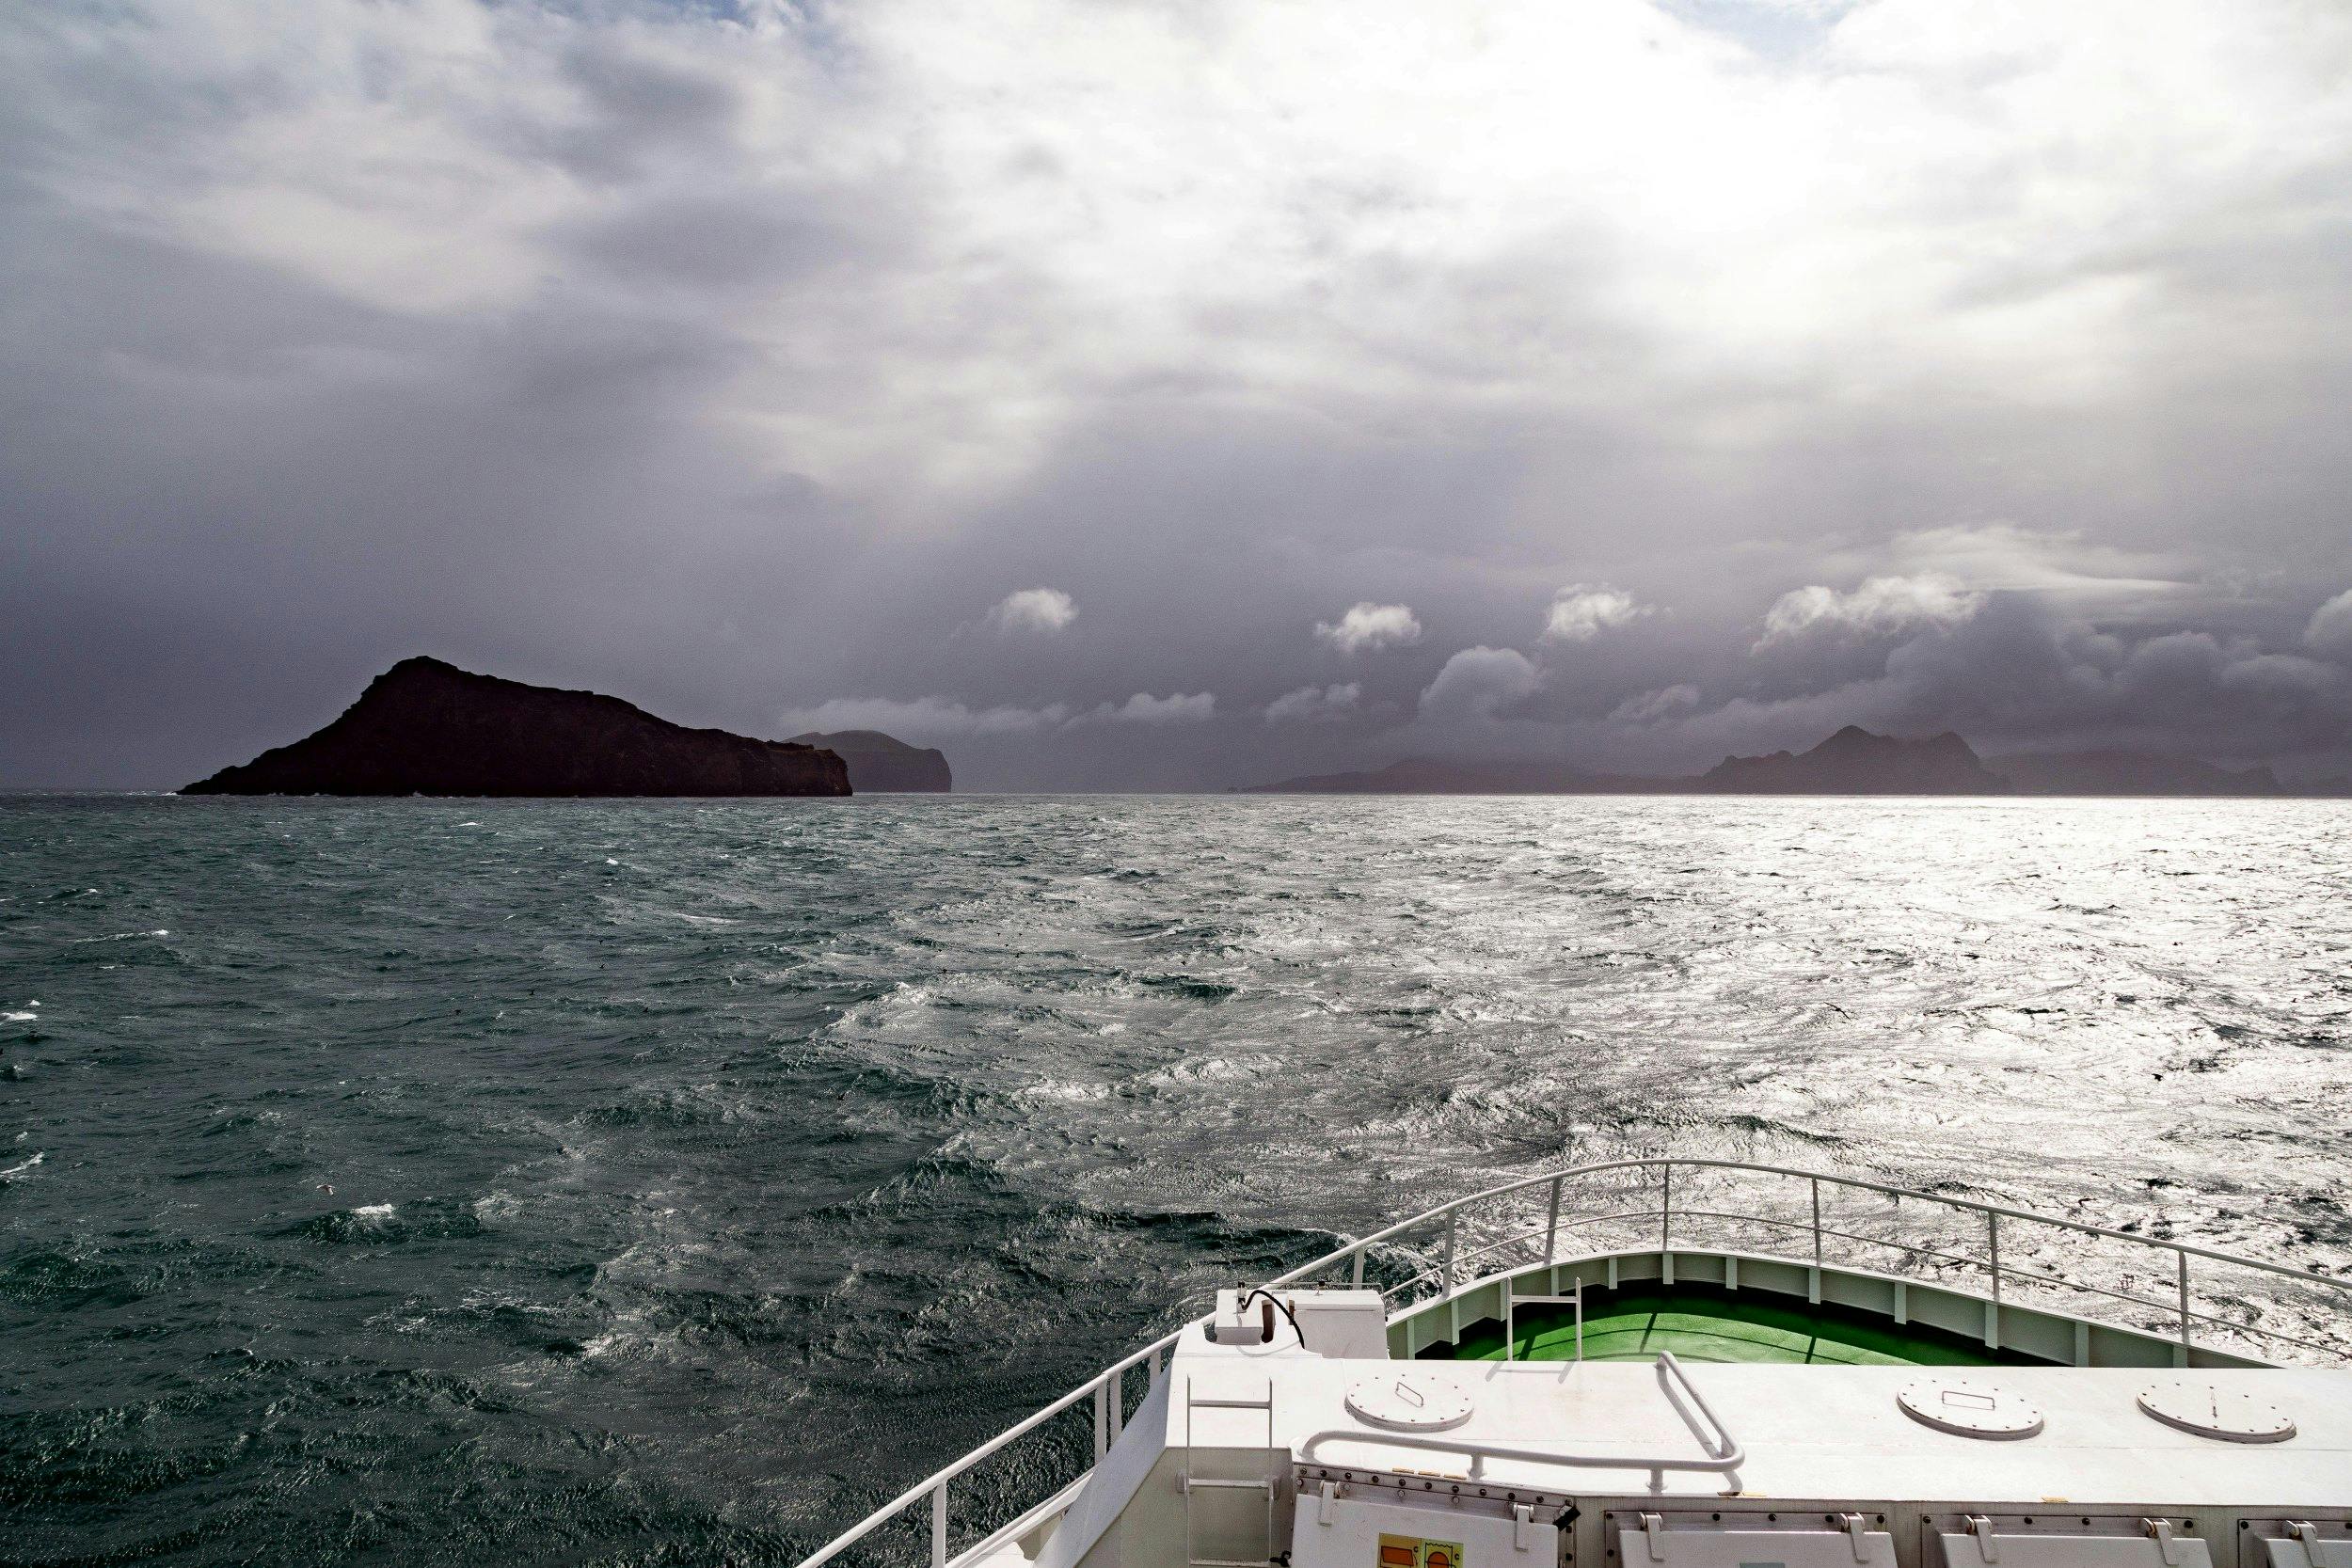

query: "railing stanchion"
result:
(2176, 1249), (2192, 1361)
(1093, 1380), (1109, 1462)
(930, 1481), (947, 1568)
(1810, 1177), (1822, 1265)
(1661, 1163), (1673, 1253)
(1986, 1211), (2001, 1349)
(1109, 1366), (1124, 1442)
(1351, 1243), (1365, 1288)
(1545, 1177), (1563, 1266)
(1442, 1211), (1458, 1292)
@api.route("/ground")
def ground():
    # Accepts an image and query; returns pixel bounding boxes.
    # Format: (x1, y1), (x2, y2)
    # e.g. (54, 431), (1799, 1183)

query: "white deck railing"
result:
(790, 1157), (2352, 1568)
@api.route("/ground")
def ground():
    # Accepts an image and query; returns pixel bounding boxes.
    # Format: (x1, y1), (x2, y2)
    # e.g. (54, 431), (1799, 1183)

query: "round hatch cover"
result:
(1897, 1377), (2045, 1440)
(1345, 1372), (1474, 1432)
(2137, 1381), (2296, 1443)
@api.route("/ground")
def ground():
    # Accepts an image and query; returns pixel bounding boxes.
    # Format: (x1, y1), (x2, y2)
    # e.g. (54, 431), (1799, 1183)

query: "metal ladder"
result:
(1182, 1378), (1278, 1568)
(1503, 1275), (1584, 1362)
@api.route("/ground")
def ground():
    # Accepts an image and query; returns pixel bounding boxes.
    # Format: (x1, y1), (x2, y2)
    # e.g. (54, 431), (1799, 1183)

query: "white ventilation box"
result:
(1288, 1290), (1390, 1359)
(1206, 1289), (1389, 1359)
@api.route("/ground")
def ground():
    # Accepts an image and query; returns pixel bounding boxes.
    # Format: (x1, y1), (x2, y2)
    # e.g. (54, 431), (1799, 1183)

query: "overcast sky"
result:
(5, 0), (2351, 789)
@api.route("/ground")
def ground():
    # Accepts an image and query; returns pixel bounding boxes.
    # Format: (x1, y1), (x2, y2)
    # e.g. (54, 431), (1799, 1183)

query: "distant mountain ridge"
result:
(787, 730), (952, 793)
(1248, 757), (1622, 794)
(1987, 751), (2281, 796)
(1700, 725), (2004, 794)
(1247, 725), (2340, 797)
(184, 657), (850, 798)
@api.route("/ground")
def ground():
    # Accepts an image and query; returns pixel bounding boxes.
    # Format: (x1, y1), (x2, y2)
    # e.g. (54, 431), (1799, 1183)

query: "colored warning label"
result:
(1379, 1534), (1464, 1568)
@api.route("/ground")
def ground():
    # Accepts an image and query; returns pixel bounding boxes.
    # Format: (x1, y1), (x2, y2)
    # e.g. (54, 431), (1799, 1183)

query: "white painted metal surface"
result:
(1193, 1348), (2351, 1511)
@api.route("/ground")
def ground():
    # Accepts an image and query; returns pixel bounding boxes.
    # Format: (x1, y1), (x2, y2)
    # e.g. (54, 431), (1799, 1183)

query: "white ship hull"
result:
(794, 1161), (2352, 1568)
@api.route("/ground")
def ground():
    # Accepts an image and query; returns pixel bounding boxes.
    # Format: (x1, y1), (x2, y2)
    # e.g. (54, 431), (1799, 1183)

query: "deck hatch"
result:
(1931, 1526), (2215, 1568)
(2136, 1381), (2296, 1444)
(1615, 1520), (1898, 1568)
(1345, 1373), (1474, 1433)
(1898, 1377), (2044, 1439)
(2256, 1525), (2352, 1568)
(1294, 1493), (1558, 1568)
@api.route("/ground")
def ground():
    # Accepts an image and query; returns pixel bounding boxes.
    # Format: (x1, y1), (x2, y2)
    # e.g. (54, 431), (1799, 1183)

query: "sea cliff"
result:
(787, 729), (951, 792)
(183, 657), (850, 797)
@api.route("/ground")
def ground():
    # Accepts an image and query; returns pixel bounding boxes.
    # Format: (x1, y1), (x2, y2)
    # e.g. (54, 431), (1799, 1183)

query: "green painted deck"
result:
(1413, 1285), (2049, 1367)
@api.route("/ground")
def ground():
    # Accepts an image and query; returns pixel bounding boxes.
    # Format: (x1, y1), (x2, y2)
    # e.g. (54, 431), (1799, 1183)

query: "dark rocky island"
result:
(787, 729), (951, 792)
(1247, 756), (1629, 794)
(1986, 750), (2281, 796)
(1250, 724), (2342, 797)
(183, 657), (850, 797)
(1253, 725), (2009, 795)
(1698, 725), (2006, 794)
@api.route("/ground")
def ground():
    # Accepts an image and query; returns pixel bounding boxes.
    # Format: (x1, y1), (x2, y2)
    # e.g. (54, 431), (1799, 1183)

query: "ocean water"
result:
(3, 793), (2349, 1565)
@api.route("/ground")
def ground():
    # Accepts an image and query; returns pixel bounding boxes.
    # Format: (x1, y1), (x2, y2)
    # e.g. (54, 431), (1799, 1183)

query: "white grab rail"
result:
(1297, 1351), (1739, 1496)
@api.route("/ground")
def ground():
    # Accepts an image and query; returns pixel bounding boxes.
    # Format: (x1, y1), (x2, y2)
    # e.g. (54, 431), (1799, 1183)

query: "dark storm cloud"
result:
(3, 0), (2350, 789)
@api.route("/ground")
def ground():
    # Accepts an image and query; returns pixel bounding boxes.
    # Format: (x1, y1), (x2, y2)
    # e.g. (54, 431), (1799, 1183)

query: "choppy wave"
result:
(0, 792), (2347, 1564)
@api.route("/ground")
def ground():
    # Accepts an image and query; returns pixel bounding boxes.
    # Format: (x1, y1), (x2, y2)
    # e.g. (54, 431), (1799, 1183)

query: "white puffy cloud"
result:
(777, 696), (1072, 739)
(2305, 589), (2352, 657)
(1416, 647), (1540, 723)
(1090, 691), (1216, 724)
(1542, 584), (1648, 642)
(1756, 574), (1985, 646)
(1608, 683), (1701, 724)
(1877, 526), (2191, 610)
(1314, 603), (1422, 655)
(984, 587), (1078, 635)
(1263, 682), (1361, 723)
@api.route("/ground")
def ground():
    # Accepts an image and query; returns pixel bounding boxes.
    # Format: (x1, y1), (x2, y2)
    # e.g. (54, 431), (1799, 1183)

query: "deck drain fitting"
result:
(1345, 1372), (1474, 1432)
(2136, 1381), (2296, 1444)
(1896, 1377), (2045, 1440)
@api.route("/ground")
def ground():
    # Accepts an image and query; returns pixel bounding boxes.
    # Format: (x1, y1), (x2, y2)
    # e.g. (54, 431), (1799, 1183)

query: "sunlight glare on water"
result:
(1, 793), (2347, 1563)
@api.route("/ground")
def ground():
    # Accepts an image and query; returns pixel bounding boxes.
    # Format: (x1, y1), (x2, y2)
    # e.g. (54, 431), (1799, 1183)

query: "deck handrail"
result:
(794, 1330), (1186, 1568)
(1271, 1156), (2352, 1294)
(788, 1156), (2349, 1568)
(1372, 1207), (2352, 1362)
(1296, 1352), (1740, 1495)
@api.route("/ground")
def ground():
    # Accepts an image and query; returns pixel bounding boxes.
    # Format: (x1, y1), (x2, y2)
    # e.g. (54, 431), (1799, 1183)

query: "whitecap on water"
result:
(0, 1151), (44, 1180)
(1022, 1078), (1115, 1102)
(351, 1202), (396, 1218)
